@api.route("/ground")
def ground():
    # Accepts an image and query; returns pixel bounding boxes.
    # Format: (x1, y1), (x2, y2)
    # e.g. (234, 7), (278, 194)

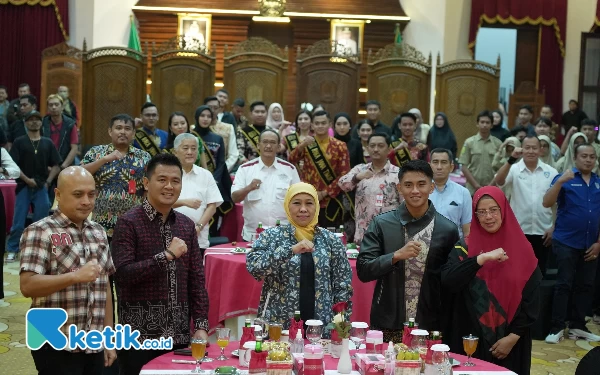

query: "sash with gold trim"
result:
(390, 140), (413, 167)
(162, 147), (174, 155)
(285, 133), (300, 152)
(192, 131), (233, 216)
(306, 141), (354, 222)
(192, 131), (216, 173)
(240, 125), (261, 155)
(135, 129), (162, 157)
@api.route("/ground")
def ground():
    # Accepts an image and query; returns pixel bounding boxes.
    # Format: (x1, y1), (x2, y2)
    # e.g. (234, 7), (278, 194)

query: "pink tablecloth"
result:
(220, 203), (244, 243)
(0, 181), (17, 233)
(204, 243), (376, 334)
(141, 341), (514, 373)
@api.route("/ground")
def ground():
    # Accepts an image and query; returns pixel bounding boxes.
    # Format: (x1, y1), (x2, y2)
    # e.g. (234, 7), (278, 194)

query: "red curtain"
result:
(0, 0), (69, 101)
(469, 0), (566, 124)
(591, 0), (600, 31)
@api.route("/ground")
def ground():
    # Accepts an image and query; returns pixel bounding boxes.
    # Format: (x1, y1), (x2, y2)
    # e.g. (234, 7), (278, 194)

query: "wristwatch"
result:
(196, 223), (204, 230)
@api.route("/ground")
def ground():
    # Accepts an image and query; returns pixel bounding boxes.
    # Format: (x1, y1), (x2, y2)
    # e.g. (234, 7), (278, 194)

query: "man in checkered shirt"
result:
(20, 166), (116, 374)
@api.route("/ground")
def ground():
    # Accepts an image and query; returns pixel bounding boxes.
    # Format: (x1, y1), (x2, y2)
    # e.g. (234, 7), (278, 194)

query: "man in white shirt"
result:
(429, 148), (472, 238)
(173, 133), (223, 249)
(495, 135), (558, 276)
(232, 129), (300, 241)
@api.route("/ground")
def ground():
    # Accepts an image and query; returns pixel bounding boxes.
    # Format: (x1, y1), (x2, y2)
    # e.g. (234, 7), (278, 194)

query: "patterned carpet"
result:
(1, 261), (598, 374)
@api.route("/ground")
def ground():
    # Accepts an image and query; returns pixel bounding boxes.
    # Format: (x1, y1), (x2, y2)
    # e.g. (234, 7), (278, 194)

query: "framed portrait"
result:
(178, 14), (212, 51)
(330, 20), (365, 57)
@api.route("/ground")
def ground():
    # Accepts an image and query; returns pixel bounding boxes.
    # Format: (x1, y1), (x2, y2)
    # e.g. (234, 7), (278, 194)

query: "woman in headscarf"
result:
(490, 110), (510, 142)
(492, 137), (521, 199)
(335, 112), (362, 166)
(266, 103), (291, 130)
(193, 105), (233, 235)
(164, 111), (207, 169)
(246, 182), (353, 330)
(555, 132), (588, 172)
(409, 108), (430, 144)
(427, 112), (457, 159)
(538, 135), (556, 168)
(492, 137), (521, 172)
(442, 187), (541, 375)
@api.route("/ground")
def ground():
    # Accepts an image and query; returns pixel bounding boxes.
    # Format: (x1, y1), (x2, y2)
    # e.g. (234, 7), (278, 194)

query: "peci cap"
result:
(24, 110), (43, 121)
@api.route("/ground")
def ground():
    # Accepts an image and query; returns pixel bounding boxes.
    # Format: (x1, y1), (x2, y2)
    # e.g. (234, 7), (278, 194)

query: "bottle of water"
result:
(384, 341), (395, 375)
(292, 330), (304, 354)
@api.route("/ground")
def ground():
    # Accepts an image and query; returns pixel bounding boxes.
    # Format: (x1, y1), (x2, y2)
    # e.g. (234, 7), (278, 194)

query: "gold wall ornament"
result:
(258, 0), (286, 17)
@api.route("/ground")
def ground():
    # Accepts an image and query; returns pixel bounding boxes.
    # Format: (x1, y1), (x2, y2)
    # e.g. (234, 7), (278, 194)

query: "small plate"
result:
(231, 349), (239, 357)
(231, 247), (249, 254)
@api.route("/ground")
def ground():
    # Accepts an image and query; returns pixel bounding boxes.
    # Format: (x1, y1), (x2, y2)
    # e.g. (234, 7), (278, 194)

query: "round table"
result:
(204, 243), (376, 337)
(141, 340), (516, 374)
(0, 180), (17, 233)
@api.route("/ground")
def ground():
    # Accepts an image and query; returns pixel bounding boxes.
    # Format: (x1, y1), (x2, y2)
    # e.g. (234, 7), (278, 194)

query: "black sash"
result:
(390, 140), (412, 167)
(135, 129), (162, 157)
(285, 133), (300, 152)
(240, 125), (261, 155)
(306, 141), (354, 222)
(192, 131), (216, 173)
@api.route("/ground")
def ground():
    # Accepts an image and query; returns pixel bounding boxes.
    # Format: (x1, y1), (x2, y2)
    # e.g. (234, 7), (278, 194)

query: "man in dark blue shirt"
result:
(543, 143), (600, 344)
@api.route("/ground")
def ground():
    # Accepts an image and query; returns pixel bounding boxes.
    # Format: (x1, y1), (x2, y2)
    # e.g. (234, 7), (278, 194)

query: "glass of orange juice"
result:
(462, 334), (479, 367)
(190, 338), (207, 373)
(216, 327), (231, 361)
(269, 323), (283, 341)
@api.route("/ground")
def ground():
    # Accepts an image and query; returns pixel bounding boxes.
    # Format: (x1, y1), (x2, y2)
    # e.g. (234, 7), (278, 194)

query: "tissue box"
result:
(394, 360), (421, 375)
(292, 354), (304, 375)
(355, 353), (385, 375)
(267, 360), (293, 375)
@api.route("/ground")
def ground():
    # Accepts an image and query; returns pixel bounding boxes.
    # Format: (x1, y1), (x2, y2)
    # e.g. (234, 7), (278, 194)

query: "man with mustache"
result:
(339, 133), (401, 244)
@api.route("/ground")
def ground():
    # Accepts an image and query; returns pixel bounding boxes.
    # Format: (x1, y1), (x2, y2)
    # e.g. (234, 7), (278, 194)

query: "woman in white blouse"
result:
(1, 147), (21, 300)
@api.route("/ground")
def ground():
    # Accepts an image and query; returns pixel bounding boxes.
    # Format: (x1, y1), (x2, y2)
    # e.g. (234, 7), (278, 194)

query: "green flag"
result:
(128, 15), (142, 52)
(394, 23), (402, 45)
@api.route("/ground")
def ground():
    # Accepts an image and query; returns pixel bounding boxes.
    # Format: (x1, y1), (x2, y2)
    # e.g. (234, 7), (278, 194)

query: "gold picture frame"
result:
(177, 14), (212, 51)
(330, 19), (365, 57)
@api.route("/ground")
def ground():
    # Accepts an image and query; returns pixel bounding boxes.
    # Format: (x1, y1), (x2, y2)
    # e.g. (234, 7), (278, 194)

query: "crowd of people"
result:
(0, 81), (599, 375)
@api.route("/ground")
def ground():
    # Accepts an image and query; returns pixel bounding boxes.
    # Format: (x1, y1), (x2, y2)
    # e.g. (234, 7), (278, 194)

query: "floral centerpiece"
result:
(326, 302), (351, 359)
(326, 302), (352, 373)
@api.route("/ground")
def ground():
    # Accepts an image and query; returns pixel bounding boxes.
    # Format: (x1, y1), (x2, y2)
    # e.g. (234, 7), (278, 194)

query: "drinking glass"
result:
(431, 350), (448, 375)
(462, 335), (479, 367)
(269, 323), (283, 341)
(305, 320), (324, 345)
(350, 322), (368, 359)
(216, 327), (231, 361)
(254, 318), (269, 340)
(190, 338), (207, 374)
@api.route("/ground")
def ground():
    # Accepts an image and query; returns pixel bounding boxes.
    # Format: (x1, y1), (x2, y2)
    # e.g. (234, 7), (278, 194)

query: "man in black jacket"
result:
(357, 159), (459, 342)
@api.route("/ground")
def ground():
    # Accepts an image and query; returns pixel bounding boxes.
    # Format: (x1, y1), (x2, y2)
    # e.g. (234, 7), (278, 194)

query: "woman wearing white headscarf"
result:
(537, 135), (556, 168)
(556, 132), (588, 173)
(409, 108), (431, 144)
(266, 103), (290, 130)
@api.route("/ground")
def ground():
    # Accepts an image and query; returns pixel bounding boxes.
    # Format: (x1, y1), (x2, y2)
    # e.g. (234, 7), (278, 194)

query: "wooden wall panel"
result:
(134, 10), (405, 120)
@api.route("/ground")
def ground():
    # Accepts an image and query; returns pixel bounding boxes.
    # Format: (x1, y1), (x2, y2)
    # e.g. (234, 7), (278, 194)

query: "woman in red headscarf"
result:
(441, 186), (541, 375)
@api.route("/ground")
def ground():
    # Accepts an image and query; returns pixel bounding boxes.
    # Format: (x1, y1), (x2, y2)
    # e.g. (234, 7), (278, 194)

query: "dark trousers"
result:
(594, 258), (600, 316)
(525, 234), (550, 277)
(551, 240), (598, 331)
(0, 189), (5, 300)
(118, 344), (187, 375)
(31, 345), (104, 375)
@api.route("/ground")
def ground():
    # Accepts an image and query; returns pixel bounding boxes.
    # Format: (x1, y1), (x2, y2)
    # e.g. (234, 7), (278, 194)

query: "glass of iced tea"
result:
(269, 323), (283, 341)
(216, 327), (231, 361)
(190, 338), (207, 373)
(462, 334), (479, 367)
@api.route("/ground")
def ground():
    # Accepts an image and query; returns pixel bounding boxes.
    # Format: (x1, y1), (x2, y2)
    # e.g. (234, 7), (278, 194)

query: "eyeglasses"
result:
(475, 207), (501, 218)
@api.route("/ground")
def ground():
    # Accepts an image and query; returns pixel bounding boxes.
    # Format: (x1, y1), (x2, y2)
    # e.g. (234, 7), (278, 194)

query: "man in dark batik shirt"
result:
(111, 153), (209, 375)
